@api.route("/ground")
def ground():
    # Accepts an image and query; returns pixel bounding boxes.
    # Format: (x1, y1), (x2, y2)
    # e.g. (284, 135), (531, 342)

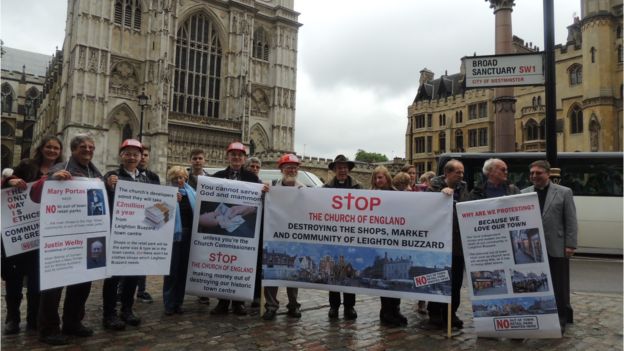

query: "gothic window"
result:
(478, 102), (488, 118)
(532, 97), (537, 106)
(537, 96), (542, 105)
(122, 123), (133, 141)
(468, 129), (478, 147)
(253, 27), (270, 61)
(569, 105), (583, 134)
(439, 113), (446, 126)
(455, 129), (464, 151)
(1, 121), (14, 137)
(114, 0), (141, 31)
(589, 115), (600, 152)
(618, 45), (623, 63)
(426, 136), (432, 152)
(525, 119), (539, 141)
(568, 64), (582, 85)
(414, 114), (425, 129)
(1, 83), (14, 114)
(439, 131), (446, 152)
(25, 87), (41, 119)
(468, 104), (478, 119)
(173, 13), (222, 118)
(539, 119), (545, 140)
(590, 47), (596, 63)
(426, 114), (432, 127)
(617, 25), (622, 39)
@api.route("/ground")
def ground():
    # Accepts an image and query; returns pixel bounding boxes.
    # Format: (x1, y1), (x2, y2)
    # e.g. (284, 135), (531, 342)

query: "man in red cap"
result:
(262, 154), (304, 321)
(100, 139), (150, 331)
(209, 142), (265, 316)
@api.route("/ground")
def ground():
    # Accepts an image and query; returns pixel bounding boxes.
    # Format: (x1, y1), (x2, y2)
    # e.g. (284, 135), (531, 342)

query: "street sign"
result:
(463, 53), (544, 88)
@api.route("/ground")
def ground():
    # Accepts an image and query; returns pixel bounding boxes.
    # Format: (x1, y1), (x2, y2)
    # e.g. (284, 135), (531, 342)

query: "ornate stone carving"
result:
(109, 61), (139, 97)
(250, 88), (269, 117)
(78, 46), (86, 69)
(88, 49), (98, 72)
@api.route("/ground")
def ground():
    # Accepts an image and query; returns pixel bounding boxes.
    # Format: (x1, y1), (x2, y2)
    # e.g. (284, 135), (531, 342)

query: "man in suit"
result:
(522, 160), (577, 333)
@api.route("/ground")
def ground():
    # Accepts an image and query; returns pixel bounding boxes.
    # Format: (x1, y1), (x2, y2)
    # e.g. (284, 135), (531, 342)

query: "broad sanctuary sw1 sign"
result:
(463, 53), (544, 89)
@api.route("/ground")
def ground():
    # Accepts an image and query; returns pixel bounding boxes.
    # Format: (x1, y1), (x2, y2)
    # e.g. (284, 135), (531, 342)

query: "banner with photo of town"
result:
(457, 193), (561, 338)
(263, 187), (453, 302)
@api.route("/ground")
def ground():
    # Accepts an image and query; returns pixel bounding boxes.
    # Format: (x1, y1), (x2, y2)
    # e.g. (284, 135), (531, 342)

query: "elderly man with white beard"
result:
(262, 154), (304, 321)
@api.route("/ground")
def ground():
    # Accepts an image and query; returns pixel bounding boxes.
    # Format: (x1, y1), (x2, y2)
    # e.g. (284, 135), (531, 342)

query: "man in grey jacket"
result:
(522, 160), (577, 333)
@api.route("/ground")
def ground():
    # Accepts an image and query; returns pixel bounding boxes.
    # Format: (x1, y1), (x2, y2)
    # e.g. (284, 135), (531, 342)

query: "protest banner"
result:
(186, 176), (263, 301)
(263, 187), (453, 302)
(456, 193), (561, 338)
(107, 180), (177, 276)
(1, 182), (40, 257)
(39, 179), (110, 290)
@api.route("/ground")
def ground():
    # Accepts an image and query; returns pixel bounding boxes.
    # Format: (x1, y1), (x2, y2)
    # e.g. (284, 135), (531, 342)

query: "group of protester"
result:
(1, 133), (577, 345)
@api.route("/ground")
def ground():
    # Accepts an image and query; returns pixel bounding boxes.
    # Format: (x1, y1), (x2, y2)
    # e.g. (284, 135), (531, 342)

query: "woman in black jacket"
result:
(1, 135), (63, 334)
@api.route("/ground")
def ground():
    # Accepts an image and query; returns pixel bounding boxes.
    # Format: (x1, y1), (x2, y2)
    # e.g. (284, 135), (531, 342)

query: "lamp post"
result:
(137, 92), (149, 142)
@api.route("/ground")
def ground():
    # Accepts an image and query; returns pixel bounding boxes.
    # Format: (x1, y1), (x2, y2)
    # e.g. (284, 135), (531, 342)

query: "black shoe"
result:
(262, 309), (277, 321)
(63, 323), (94, 337)
(287, 306), (302, 318)
(174, 306), (185, 314)
(4, 320), (20, 335)
(232, 303), (248, 316)
(380, 311), (407, 327)
(197, 297), (210, 305)
(39, 333), (70, 346)
(164, 308), (175, 316)
(427, 315), (445, 329)
(344, 307), (358, 320)
(210, 301), (230, 315)
(451, 314), (464, 329)
(103, 315), (126, 331)
(250, 298), (260, 308)
(136, 292), (153, 304)
(328, 307), (339, 319)
(121, 311), (141, 326)
(26, 322), (37, 332)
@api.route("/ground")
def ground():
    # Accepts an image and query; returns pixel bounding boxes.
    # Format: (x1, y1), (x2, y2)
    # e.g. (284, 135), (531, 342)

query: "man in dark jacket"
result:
(427, 159), (469, 329)
(323, 155), (362, 320)
(469, 158), (520, 200)
(101, 139), (149, 331)
(209, 142), (262, 316)
(38, 134), (101, 345)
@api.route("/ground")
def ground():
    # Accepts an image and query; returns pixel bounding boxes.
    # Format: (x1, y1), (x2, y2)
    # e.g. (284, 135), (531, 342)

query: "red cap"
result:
(226, 142), (247, 155)
(120, 139), (143, 153)
(278, 153), (300, 168)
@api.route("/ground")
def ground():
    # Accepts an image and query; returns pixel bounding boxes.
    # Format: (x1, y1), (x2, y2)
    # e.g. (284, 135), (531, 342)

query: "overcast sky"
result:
(1, 0), (580, 160)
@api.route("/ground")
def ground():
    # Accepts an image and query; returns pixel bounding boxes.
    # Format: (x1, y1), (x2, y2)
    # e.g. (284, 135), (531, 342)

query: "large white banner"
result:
(40, 179), (110, 290)
(456, 193), (561, 338)
(264, 187), (453, 302)
(1, 182), (40, 257)
(107, 180), (177, 276)
(186, 177), (263, 301)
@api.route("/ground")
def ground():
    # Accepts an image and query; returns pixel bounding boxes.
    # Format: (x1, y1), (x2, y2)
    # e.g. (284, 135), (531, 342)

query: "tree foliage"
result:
(354, 149), (388, 163)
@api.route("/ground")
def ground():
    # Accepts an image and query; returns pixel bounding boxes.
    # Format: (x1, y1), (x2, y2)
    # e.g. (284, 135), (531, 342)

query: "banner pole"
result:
(260, 283), (265, 317)
(447, 304), (452, 338)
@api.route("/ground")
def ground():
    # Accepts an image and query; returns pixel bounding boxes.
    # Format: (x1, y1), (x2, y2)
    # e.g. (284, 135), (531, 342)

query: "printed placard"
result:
(1, 182), (40, 256)
(457, 193), (561, 338)
(186, 176), (263, 301)
(263, 187), (453, 302)
(39, 179), (110, 290)
(107, 180), (177, 275)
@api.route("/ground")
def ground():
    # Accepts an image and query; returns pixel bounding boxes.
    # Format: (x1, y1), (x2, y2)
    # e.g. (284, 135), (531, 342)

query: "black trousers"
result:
(2, 251), (39, 326)
(549, 255), (572, 325)
(103, 276), (138, 316)
(38, 282), (91, 337)
(428, 255), (464, 319)
(329, 292), (355, 309)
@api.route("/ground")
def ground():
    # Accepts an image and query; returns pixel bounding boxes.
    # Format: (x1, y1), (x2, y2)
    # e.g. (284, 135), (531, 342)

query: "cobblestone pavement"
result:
(2, 277), (622, 350)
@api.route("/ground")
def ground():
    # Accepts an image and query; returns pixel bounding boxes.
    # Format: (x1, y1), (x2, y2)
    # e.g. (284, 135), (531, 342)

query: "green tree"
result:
(354, 149), (388, 163)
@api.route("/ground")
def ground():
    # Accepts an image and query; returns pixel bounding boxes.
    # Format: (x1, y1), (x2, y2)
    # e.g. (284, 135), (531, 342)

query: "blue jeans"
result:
(163, 230), (191, 310)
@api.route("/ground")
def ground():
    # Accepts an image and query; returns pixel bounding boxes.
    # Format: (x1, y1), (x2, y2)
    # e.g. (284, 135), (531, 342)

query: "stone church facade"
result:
(33, 0), (301, 179)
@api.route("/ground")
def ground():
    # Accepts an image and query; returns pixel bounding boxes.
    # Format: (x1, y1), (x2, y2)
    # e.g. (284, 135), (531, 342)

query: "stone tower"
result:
(34, 0), (301, 179)
(579, 0), (622, 151)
